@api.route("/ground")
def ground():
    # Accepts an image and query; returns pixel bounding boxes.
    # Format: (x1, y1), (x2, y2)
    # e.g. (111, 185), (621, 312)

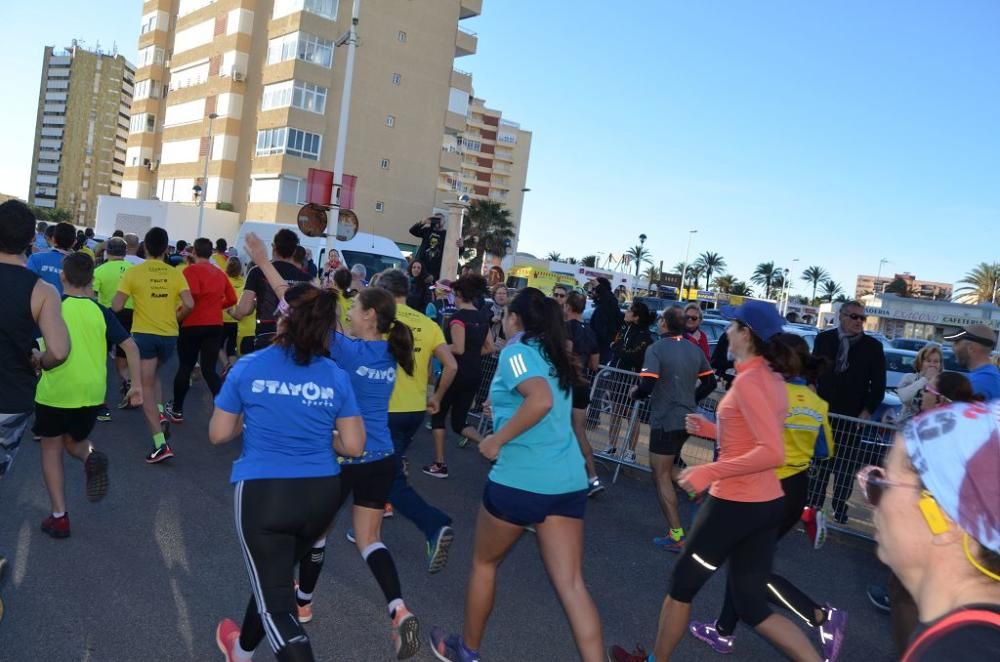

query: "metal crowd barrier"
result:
(466, 355), (897, 542)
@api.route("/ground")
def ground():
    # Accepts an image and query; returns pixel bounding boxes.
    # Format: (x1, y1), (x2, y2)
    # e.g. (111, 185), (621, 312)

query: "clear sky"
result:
(2, 0), (998, 297)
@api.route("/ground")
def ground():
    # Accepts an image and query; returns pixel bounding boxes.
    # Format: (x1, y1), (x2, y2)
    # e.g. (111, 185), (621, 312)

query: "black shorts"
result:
(482, 480), (588, 527)
(111, 309), (134, 358)
(32, 404), (100, 441)
(431, 379), (477, 433)
(572, 384), (591, 410)
(339, 456), (395, 510)
(649, 428), (689, 456)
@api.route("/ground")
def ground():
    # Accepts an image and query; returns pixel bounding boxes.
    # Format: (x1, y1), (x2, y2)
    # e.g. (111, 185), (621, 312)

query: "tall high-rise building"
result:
(856, 272), (952, 301)
(29, 44), (135, 225)
(123, 0), (529, 251)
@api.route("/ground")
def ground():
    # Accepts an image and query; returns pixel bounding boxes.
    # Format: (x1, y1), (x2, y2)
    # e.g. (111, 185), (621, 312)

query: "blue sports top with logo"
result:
(215, 344), (360, 483)
(329, 333), (396, 464)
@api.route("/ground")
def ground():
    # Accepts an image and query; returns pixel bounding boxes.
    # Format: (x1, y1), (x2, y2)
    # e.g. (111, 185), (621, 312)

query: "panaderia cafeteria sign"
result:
(865, 306), (1000, 330)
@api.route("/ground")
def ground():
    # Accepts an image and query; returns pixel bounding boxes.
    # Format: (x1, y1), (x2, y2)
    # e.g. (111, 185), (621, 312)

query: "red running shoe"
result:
(216, 618), (242, 661)
(606, 644), (649, 662)
(801, 507), (827, 550)
(41, 513), (70, 539)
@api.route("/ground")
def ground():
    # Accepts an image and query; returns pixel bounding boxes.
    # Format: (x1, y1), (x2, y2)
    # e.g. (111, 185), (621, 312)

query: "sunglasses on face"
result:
(686, 315), (701, 322)
(856, 465), (924, 508)
(552, 292), (566, 299)
(843, 313), (867, 321)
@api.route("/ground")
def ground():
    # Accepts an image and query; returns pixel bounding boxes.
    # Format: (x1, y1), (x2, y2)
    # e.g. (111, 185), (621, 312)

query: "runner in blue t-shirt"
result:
(26, 221), (75, 295)
(210, 283), (365, 662)
(431, 287), (603, 662)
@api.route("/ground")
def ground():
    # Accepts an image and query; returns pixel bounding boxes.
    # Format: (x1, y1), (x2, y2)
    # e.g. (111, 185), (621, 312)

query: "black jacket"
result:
(609, 323), (653, 372)
(813, 329), (886, 417)
(589, 297), (623, 359)
(409, 222), (445, 280)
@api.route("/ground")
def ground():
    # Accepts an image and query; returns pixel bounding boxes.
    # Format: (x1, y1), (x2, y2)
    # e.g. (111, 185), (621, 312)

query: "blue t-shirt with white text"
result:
(27, 250), (66, 295)
(215, 344), (361, 483)
(488, 338), (587, 495)
(969, 363), (1000, 402)
(329, 333), (396, 463)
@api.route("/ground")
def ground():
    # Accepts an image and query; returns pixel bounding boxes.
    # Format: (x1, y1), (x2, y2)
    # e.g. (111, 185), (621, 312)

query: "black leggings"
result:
(172, 326), (223, 411)
(235, 476), (344, 660)
(670, 495), (784, 627)
(716, 471), (825, 635)
(222, 322), (239, 358)
(430, 378), (477, 433)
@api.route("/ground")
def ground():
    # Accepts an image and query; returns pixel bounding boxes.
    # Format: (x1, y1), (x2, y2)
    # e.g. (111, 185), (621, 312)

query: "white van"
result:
(234, 221), (405, 277)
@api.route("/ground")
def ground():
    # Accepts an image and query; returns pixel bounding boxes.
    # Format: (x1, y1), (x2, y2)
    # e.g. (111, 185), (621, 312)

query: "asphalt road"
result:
(0, 364), (897, 661)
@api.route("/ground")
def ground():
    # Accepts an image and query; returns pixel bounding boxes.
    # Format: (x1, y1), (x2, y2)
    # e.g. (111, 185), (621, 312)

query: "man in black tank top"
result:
(0, 201), (70, 567)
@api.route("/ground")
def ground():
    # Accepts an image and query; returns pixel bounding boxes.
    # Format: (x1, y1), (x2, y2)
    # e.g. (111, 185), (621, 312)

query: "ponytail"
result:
(273, 284), (337, 365)
(508, 287), (576, 392)
(357, 286), (415, 376)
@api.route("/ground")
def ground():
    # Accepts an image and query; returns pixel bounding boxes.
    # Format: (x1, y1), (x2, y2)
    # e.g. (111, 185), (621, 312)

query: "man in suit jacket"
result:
(808, 300), (886, 523)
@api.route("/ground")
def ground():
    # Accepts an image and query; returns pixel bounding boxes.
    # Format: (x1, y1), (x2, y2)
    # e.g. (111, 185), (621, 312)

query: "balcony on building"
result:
(444, 110), (466, 135)
(459, 0), (482, 19)
(440, 147), (461, 172)
(455, 27), (477, 57)
(451, 68), (472, 93)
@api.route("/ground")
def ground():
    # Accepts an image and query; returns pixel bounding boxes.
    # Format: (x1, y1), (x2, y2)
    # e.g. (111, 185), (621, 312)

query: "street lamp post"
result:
(679, 229), (697, 301)
(781, 258), (799, 315)
(875, 258), (889, 295)
(636, 233), (647, 282)
(326, 0), (361, 260)
(196, 112), (219, 239)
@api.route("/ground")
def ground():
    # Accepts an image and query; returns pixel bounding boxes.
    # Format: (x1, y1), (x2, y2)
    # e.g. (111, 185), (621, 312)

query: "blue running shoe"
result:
(427, 525), (454, 574)
(652, 533), (685, 553)
(429, 627), (480, 662)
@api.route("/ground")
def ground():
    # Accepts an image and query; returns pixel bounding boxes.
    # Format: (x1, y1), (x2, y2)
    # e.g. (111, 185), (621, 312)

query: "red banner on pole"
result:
(306, 168), (333, 206)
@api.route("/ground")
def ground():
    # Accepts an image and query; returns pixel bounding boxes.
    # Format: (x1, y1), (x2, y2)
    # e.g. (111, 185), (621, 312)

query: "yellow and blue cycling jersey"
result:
(778, 379), (834, 480)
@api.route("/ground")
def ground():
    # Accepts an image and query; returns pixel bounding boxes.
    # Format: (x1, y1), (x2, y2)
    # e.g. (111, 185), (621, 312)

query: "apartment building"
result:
(123, 0), (533, 251)
(436, 92), (532, 254)
(855, 272), (953, 301)
(29, 44), (134, 225)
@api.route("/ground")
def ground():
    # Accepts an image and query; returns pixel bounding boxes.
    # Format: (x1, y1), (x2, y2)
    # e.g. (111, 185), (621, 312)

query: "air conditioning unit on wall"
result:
(232, 70), (245, 82)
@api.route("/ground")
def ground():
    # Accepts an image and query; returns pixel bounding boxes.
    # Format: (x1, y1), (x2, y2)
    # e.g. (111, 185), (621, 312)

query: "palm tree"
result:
(626, 244), (653, 278)
(712, 274), (736, 293)
(673, 262), (687, 276)
(580, 255), (598, 267)
(801, 265), (829, 303)
(694, 252), (726, 286)
(751, 261), (779, 299)
(729, 281), (753, 296)
(820, 279), (844, 302)
(954, 262), (1000, 304)
(643, 265), (660, 284)
(687, 265), (704, 290)
(462, 200), (515, 271)
(544, 251), (562, 262)
(565, 256), (579, 265)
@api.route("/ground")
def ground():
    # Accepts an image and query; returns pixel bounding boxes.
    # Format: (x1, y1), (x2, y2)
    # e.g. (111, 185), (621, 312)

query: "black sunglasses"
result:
(843, 313), (867, 321)
(685, 315), (701, 322)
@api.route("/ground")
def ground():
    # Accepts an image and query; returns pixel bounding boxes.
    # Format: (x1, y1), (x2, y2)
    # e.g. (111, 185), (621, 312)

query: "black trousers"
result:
(172, 325), (223, 411)
(807, 417), (864, 518)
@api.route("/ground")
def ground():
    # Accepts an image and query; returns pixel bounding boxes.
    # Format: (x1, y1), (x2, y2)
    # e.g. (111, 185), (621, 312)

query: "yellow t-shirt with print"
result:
(389, 303), (446, 413)
(778, 382), (835, 480)
(117, 258), (189, 336)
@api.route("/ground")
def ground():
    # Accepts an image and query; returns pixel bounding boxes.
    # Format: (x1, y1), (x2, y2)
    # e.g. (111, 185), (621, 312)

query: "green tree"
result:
(751, 261), (779, 299)
(821, 279), (844, 302)
(729, 280), (753, 296)
(565, 256), (579, 265)
(801, 265), (829, 302)
(694, 252), (726, 286)
(712, 274), (736, 293)
(461, 199), (515, 271)
(47, 208), (72, 223)
(544, 251), (562, 261)
(643, 265), (660, 284)
(954, 262), (1000, 305)
(884, 277), (911, 297)
(687, 264), (704, 289)
(626, 244), (653, 278)
(580, 254), (598, 267)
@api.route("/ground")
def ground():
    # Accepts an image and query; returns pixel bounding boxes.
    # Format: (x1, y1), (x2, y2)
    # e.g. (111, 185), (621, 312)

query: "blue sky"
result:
(2, 0), (998, 297)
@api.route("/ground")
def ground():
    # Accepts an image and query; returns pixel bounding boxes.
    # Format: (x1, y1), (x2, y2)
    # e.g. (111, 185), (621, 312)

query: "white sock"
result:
(388, 598), (405, 617)
(297, 588), (313, 602)
(234, 640), (254, 661)
(52, 511), (65, 518)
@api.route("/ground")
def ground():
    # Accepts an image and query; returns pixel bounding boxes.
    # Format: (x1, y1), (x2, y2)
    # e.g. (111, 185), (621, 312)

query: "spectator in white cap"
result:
(856, 400), (1000, 659)
(945, 323), (1000, 401)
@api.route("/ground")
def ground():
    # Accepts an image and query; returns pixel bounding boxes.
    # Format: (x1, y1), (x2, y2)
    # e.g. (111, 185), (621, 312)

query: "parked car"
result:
(891, 337), (932, 351)
(867, 332), (893, 349)
(884, 348), (918, 389)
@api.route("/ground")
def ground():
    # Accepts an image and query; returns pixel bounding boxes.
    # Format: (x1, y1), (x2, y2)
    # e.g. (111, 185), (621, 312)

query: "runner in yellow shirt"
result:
(113, 227), (193, 463)
(93, 237), (136, 410)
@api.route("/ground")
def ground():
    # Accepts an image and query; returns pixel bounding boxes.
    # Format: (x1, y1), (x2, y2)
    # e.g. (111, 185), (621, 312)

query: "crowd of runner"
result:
(0, 199), (997, 661)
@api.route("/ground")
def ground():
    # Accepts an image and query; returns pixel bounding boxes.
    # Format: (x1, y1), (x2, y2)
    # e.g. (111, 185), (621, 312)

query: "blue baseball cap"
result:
(719, 300), (785, 342)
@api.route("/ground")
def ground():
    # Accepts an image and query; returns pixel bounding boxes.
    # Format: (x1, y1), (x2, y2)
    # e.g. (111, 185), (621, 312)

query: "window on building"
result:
(129, 113), (156, 133)
(385, 115), (395, 127)
(273, 0), (338, 20)
(140, 12), (161, 34)
(379, 158), (390, 170)
(138, 46), (165, 68)
(397, 31), (407, 43)
(293, 81), (327, 113)
(261, 81), (294, 110)
(133, 79), (161, 101)
(375, 201), (384, 212)
(267, 32), (333, 68)
(279, 176), (307, 204)
(255, 127), (322, 160)
(391, 72), (401, 85)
